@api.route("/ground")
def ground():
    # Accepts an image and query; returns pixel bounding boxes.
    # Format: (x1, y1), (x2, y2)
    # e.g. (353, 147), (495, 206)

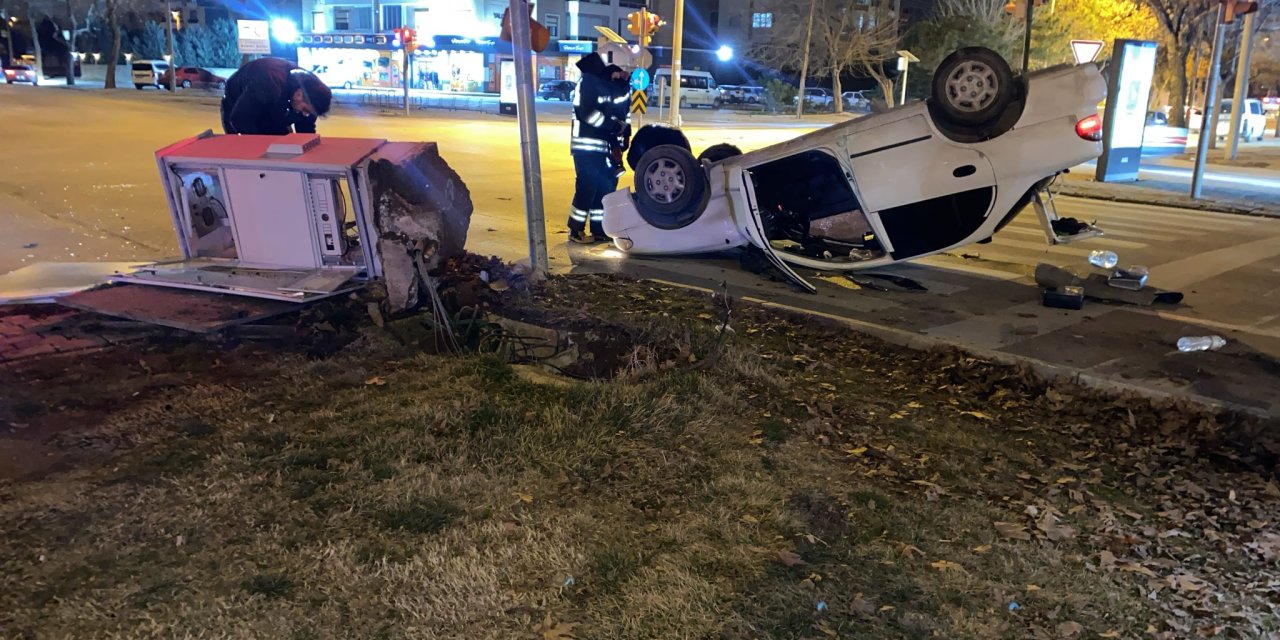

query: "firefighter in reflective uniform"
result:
(568, 53), (632, 244)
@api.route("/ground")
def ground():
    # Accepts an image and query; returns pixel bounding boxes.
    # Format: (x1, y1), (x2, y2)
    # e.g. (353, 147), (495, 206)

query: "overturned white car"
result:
(602, 48), (1108, 292)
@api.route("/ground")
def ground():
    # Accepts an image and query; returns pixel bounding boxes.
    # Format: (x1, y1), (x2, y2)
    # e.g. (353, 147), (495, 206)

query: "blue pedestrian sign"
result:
(630, 68), (650, 92)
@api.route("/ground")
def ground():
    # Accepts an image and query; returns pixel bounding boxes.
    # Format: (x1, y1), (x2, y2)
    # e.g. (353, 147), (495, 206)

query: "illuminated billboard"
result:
(1095, 39), (1159, 183)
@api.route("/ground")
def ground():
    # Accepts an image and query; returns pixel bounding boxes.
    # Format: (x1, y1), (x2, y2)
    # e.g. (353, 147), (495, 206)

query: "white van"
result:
(649, 69), (717, 109)
(131, 60), (170, 90)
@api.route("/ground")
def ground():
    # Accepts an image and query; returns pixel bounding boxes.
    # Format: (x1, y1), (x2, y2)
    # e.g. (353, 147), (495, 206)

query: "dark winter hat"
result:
(294, 70), (333, 116)
(576, 52), (607, 77)
(604, 64), (626, 77)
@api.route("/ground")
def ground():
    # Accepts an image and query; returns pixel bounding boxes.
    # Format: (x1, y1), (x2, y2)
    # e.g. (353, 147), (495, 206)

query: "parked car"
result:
(650, 69), (718, 109)
(1188, 98), (1267, 142)
(3, 64), (39, 85)
(841, 90), (871, 112)
(308, 64), (361, 90)
(18, 53), (79, 78)
(740, 86), (764, 104)
(131, 60), (170, 90)
(603, 47), (1109, 291)
(794, 87), (834, 109)
(1261, 95), (1278, 114)
(160, 66), (227, 90)
(715, 84), (743, 106)
(538, 80), (575, 101)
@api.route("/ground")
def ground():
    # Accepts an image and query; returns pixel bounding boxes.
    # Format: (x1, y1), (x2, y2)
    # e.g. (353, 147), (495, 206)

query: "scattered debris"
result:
(1107, 265), (1149, 291)
(1035, 263), (1183, 306)
(1087, 250), (1119, 270)
(1042, 285), (1084, 310)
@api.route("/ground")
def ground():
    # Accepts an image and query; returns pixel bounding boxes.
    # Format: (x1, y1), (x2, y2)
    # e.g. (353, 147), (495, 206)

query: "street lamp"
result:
(271, 18), (299, 43)
(896, 49), (919, 106)
(163, 54), (172, 63)
(92, 52), (101, 64)
(124, 52), (133, 64)
(716, 45), (733, 62)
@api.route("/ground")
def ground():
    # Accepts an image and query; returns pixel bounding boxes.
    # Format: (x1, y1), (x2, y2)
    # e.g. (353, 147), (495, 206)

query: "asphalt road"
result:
(2, 85), (1278, 414)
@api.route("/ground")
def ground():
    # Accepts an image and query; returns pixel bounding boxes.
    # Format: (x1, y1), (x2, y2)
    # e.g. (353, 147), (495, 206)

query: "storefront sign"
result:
(558, 40), (594, 54)
(299, 33), (506, 54)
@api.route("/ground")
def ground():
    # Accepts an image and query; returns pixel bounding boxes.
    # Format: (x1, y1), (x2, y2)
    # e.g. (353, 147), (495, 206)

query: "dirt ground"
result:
(2, 274), (1280, 639)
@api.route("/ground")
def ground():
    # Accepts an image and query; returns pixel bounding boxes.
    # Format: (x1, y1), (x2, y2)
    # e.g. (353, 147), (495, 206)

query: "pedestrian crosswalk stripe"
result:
(1056, 195), (1263, 225)
(1000, 226), (1151, 248)
(1002, 217), (1192, 241)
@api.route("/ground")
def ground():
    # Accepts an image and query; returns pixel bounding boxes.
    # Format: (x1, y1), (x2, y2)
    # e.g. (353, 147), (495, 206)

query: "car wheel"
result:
(216, 81), (226, 91)
(698, 143), (743, 164)
(931, 46), (1016, 128)
(627, 124), (693, 172)
(181, 79), (192, 89)
(135, 84), (145, 90)
(634, 145), (710, 230)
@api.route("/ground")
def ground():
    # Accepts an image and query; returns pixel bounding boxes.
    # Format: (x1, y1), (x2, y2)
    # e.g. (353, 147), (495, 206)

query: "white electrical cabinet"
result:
(118, 132), (389, 302)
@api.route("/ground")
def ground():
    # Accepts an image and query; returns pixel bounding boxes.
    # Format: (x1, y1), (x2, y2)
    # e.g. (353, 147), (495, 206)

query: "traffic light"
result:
(627, 11), (644, 36)
(645, 12), (664, 37)
(395, 27), (417, 50)
(1223, 0), (1259, 23)
(1003, 0), (1046, 15)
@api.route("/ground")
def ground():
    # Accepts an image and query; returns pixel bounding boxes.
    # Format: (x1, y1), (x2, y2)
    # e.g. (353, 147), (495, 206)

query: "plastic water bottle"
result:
(1088, 250), (1119, 270)
(1177, 336), (1227, 352)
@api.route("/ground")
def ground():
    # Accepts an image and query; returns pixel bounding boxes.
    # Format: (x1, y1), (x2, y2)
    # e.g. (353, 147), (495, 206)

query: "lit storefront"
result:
(297, 32), (512, 92)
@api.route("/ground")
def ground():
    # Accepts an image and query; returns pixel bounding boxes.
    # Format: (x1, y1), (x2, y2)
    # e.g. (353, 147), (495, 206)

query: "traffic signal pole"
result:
(669, 0), (685, 127)
(1021, 0), (1033, 73)
(1225, 11), (1256, 160)
(1192, 2), (1228, 199)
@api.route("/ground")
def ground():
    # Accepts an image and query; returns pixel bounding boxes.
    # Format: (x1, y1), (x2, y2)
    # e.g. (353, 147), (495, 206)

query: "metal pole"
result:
(164, 0), (175, 91)
(403, 46), (410, 116)
(1225, 11), (1256, 160)
(1021, 0), (1033, 73)
(507, 0), (549, 274)
(899, 60), (908, 105)
(669, 0), (684, 126)
(1192, 6), (1227, 200)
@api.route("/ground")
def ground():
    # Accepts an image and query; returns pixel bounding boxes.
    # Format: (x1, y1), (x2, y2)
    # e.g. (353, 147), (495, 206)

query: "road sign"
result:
(630, 68), (650, 92)
(1070, 40), (1105, 65)
(237, 19), (271, 55)
(631, 90), (647, 114)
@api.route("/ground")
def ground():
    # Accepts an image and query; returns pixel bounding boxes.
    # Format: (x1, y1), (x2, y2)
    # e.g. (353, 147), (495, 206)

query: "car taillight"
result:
(1076, 115), (1103, 141)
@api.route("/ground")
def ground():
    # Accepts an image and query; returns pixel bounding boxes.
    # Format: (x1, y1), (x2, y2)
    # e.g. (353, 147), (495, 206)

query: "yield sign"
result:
(1070, 40), (1105, 64)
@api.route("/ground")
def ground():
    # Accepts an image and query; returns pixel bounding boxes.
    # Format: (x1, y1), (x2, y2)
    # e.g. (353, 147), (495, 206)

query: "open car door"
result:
(729, 166), (817, 293)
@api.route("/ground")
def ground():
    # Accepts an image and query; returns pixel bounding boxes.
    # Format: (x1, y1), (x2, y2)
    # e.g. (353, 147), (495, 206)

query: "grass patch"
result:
(1, 275), (1277, 638)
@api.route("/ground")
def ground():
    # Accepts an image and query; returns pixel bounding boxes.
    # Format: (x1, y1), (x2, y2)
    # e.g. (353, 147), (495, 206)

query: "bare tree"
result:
(1141, 0), (1216, 127)
(750, 1), (825, 115)
(827, 0), (903, 109)
(26, 0), (96, 84)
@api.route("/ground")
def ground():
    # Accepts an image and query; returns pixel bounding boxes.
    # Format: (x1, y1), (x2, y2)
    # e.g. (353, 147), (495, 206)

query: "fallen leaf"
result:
(1026, 584), (1042, 592)
(1056, 621), (1083, 638)
(960, 410), (994, 421)
(995, 522), (1032, 541)
(972, 544), (992, 554)
(535, 613), (578, 640)
(1119, 562), (1157, 578)
(517, 493), (534, 503)
(778, 550), (806, 567)
(1174, 574), (1206, 592)
(1100, 631), (1120, 638)
(930, 560), (965, 573)
(740, 515), (760, 524)
(1099, 550), (1117, 570)
(901, 544), (926, 559)
(364, 376), (387, 386)
(844, 446), (868, 456)
(878, 605), (895, 612)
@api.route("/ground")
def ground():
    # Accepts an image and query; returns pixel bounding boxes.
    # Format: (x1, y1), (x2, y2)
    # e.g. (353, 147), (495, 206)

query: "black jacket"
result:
(220, 57), (319, 135)
(571, 54), (631, 155)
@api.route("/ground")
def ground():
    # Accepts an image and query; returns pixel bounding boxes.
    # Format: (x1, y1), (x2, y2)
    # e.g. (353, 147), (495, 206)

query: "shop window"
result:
(188, 10), (199, 24)
(544, 13), (559, 38)
(752, 12), (773, 28)
(413, 8), (429, 30)
(313, 10), (328, 33)
(382, 5), (402, 31)
(333, 8), (351, 31)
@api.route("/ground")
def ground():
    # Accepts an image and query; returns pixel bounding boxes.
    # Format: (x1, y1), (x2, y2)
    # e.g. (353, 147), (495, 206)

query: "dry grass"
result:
(2, 276), (1278, 639)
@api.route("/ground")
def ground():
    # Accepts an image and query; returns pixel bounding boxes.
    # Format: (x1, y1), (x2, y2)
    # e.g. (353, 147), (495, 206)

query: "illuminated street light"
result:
(716, 45), (733, 62)
(272, 18), (299, 43)
(124, 52), (133, 63)
(92, 52), (101, 63)
(162, 53), (171, 63)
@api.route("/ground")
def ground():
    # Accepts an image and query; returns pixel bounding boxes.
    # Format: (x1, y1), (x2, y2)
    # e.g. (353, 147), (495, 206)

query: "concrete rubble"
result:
(367, 142), (475, 312)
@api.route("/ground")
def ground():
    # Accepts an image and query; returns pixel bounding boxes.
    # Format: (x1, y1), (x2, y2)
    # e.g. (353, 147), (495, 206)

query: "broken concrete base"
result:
(367, 142), (474, 312)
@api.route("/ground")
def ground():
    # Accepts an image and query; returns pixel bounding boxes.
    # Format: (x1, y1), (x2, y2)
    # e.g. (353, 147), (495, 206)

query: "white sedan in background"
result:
(603, 47), (1109, 291)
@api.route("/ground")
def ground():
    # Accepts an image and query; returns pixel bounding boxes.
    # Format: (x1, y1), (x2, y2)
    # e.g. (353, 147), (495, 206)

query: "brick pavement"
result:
(0, 307), (110, 363)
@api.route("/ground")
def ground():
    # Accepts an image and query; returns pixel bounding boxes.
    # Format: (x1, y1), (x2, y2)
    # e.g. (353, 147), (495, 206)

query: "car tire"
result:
(634, 145), (710, 230)
(931, 46), (1016, 128)
(216, 81), (226, 91)
(181, 79), (192, 89)
(343, 81), (353, 89)
(135, 84), (145, 90)
(627, 124), (692, 172)
(698, 143), (742, 164)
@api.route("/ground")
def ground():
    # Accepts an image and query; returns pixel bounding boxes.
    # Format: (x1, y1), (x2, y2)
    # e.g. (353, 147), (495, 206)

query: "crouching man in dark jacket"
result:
(220, 57), (333, 135)
(568, 53), (631, 244)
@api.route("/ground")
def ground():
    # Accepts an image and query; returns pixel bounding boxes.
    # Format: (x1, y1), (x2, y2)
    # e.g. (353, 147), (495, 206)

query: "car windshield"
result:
(132, 63), (152, 71)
